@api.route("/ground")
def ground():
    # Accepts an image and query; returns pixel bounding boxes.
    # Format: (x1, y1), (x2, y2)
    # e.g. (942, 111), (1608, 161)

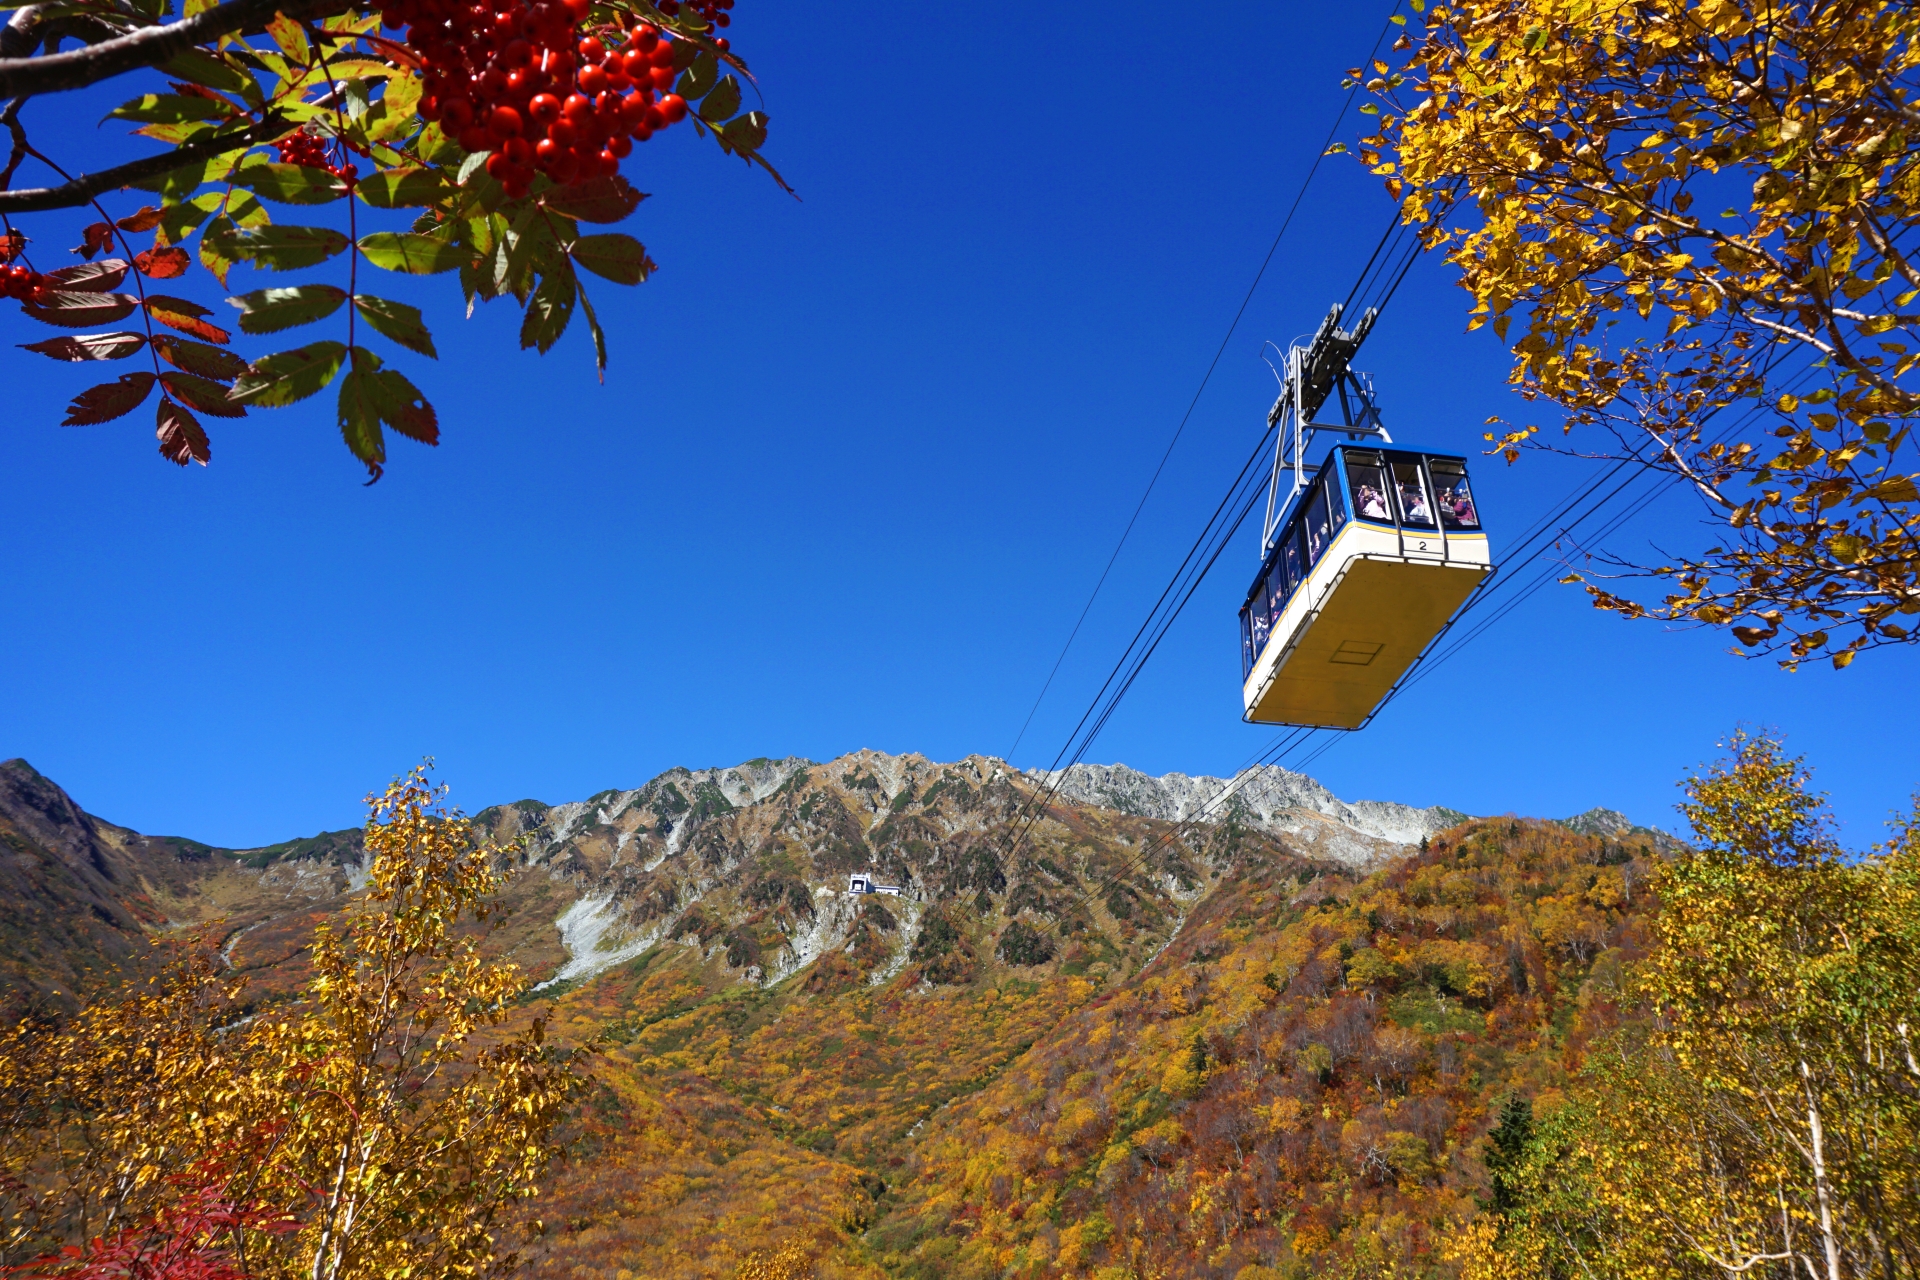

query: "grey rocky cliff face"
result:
(1028, 761), (1465, 848)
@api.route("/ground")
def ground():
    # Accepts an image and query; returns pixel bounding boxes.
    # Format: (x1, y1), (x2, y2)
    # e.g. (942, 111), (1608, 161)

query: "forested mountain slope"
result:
(0, 752), (1669, 1277)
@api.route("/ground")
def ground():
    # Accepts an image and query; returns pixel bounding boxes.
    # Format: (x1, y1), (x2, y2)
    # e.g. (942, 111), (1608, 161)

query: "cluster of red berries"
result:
(382, 0), (695, 200)
(274, 130), (361, 184)
(0, 263), (48, 302)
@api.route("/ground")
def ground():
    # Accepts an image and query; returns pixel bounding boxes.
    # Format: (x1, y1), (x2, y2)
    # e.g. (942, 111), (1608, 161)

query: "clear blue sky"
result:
(5, 3), (1914, 849)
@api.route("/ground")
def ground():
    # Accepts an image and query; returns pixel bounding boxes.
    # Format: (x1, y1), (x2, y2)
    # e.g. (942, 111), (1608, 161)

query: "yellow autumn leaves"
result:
(1372, 0), (1920, 667)
(1468, 732), (1920, 1278)
(0, 767), (582, 1280)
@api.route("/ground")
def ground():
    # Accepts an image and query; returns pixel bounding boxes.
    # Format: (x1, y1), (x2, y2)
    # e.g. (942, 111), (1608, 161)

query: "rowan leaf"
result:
(354, 166), (447, 209)
(45, 260), (130, 292)
(699, 74), (742, 122)
(338, 352), (438, 456)
(234, 160), (349, 205)
(116, 205), (165, 234)
(153, 335), (249, 381)
(207, 223), (351, 272)
(265, 13), (310, 64)
(146, 294), (232, 344)
(519, 265), (575, 353)
(542, 175), (644, 224)
(228, 284), (349, 334)
(158, 47), (253, 95)
(569, 234), (653, 286)
(229, 340), (348, 407)
(576, 277), (607, 380)
(155, 398), (211, 465)
(20, 332), (147, 362)
(134, 246), (192, 279)
(159, 371), (247, 418)
(106, 93), (237, 125)
(61, 372), (157, 425)
(356, 231), (464, 274)
(353, 295), (437, 357)
(21, 292), (141, 328)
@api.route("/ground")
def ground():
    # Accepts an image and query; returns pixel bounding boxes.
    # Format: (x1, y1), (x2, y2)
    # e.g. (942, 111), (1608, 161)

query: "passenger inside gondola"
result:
(1442, 480), (1477, 527)
(1354, 484), (1388, 519)
(1392, 461), (1433, 526)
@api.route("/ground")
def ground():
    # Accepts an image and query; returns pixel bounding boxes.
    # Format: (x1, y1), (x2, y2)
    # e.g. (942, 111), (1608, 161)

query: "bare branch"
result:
(0, 112), (286, 212)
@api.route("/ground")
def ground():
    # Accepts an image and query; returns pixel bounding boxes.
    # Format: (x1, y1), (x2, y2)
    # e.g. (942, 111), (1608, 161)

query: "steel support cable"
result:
(1003, 0), (1409, 765)
(999, 428), (1279, 862)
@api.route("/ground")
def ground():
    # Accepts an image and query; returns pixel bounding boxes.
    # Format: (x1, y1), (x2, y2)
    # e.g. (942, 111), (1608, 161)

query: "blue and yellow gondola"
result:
(1239, 446), (1492, 729)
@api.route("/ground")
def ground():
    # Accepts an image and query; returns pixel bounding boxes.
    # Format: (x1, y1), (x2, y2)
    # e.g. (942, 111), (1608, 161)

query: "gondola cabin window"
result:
(1391, 459), (1436, 527)
(1430, 458), (1480, 530)
(1347, 453), (1392, 523)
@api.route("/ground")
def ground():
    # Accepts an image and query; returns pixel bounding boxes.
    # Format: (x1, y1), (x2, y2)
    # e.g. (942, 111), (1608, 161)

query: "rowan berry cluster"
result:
(382, 0), (692, 200)
(275, 129), (362, 184)
(658, 0), (731, 44)
(0, 263), (48, 302)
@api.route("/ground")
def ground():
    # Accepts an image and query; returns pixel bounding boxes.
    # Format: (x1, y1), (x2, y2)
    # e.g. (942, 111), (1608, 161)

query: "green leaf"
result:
(338, 350), (438, 458)
(699, 74), (742, 122)
(153, 334), (250, 380)
(207, 222), (350, 272)
(677, 49), (718, 101)
(62, 372), (157, 425)
(234, 160), (349, 205)
(354, 166), (447, 209)
(228, 283), (349, 334)
(21, 292), (141, 327)
(230, 340), (348, 407)
(159, 370), (247, 418)
(357, 231), (464, 274)
(717, 110), (767, 155)
(353, 295), (437, 357)
(519, 265), (575, 353)
(107, 93), (236, 125)
(156, 191), (225, 246)
(569, 233), (652, 286)
(199, 215), (239, 287)
(159, 47), (253, 95)
(133, 118), (223, 145)
(576, 276), (607, 380)
(20, 332), (147, 362)
(543, 175), (644, 224)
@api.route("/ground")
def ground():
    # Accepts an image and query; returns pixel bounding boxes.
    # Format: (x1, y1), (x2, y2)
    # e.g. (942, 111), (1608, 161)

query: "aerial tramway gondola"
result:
(1239, 304), (1493, 729)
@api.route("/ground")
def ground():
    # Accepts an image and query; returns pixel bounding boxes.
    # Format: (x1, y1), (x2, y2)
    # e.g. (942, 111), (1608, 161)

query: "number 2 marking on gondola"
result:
(1418, 541), (1428, 550)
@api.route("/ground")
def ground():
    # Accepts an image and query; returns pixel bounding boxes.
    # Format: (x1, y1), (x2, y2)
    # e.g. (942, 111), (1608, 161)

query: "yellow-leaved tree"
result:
(1369, 0), (1920, 668)
(1467, 732), (1920, 1279)
(0, 766), (582, 1280)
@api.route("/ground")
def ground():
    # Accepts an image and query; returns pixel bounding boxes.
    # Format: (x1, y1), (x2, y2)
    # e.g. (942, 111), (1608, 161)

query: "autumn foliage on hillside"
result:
(871, 819), (1658, 1278)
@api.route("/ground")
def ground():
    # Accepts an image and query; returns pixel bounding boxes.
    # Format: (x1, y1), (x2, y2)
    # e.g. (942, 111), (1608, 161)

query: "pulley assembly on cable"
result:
(1238, 303), (1494, 729)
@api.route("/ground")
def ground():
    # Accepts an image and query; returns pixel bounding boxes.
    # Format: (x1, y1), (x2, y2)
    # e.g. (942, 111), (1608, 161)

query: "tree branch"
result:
(0, 0), (346, 98)
(0, 112), (286, 212)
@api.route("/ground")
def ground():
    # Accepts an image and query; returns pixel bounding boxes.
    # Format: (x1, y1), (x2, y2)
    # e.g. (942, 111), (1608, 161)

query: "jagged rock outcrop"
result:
(1028, 761), (1467, 855)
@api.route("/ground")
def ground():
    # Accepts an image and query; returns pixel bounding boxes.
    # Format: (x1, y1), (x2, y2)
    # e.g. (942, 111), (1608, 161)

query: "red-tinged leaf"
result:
(72, 222), (115, 260)
(22, 291), (140, 327)
(159, 371), (246, 418)
(117, 205), (166, 233)
(134, 246), (192, 279)
(20, 331), (147, 362)
(62, 372), (156, 425)
(0, 230), (22, 263)
(152, 334), (247, 380)
(360, 33), (422, 70)
(166, 81), (230, 106)
(542, 175), (645, 224)
(155, 398), (211, 466)
(45, 259), (129, 292)
(145, 295), (231, 344)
